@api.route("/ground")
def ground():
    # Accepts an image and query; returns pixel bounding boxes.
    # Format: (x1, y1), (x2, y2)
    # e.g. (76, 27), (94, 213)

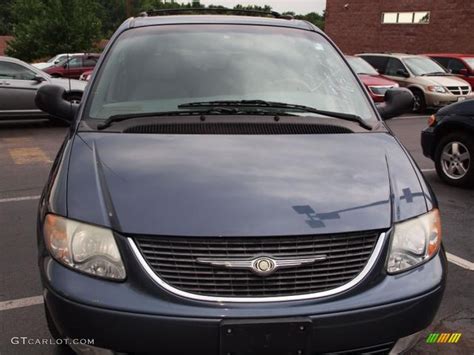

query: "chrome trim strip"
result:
(128, 232), (387, 303)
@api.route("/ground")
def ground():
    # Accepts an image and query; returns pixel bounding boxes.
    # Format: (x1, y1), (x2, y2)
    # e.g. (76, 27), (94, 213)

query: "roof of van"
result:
(128, 15), (318, 32)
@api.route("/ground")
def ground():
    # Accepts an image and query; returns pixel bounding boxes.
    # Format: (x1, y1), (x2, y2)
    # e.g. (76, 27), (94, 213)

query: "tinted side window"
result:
(67, 57), (83, 68)
(431, 57), (449, 69)
(385, 58), (406, 77)
(448, 59), (467, 74)
(360, 56), (388, 74)
(83, 57), (98, 67)
(0, 61), (36, 80)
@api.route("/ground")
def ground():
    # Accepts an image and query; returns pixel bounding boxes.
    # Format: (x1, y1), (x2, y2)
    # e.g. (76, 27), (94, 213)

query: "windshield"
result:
(346, 56), (378, 75)
(403, 57), (447, 76)
(85, 25), (374, 121)
(463, 58), (474, 71)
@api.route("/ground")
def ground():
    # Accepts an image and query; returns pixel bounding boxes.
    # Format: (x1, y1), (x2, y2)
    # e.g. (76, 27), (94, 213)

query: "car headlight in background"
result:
(427, 85), (447, 93)
(387, 209), (441, 274)
(368, 84), (399, 96)
(43, 214), (126, 280)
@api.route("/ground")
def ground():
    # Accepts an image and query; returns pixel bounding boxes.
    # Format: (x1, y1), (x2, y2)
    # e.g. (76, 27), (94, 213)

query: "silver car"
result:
(0, 56), (87, 119)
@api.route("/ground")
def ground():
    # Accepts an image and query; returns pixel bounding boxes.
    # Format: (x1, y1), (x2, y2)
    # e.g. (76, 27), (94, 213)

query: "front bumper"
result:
(40, 239), (447, 354)
(421, 127), (436, 159)
(425, 92), (474, 108)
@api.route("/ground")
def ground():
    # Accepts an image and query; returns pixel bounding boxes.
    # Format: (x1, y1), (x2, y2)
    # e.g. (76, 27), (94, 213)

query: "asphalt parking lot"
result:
(0, 115), (472, 355)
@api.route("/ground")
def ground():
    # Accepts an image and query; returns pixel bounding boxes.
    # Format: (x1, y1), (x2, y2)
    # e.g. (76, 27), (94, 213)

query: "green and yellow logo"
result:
(426, 333), (462, 344)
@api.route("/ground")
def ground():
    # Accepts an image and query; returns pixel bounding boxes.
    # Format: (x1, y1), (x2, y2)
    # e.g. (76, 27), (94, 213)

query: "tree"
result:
(0, 0), (14, 35)
(295, 11), (325, 30)
(6, 0), (102, 62)
(97, 0), (127, 38)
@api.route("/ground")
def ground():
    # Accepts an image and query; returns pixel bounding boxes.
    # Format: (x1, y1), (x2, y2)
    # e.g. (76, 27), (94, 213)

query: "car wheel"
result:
(412, 90), (426, 113)
(435, 132), (473, 188)
(44, 303), (62, 340)
(65, 93), (82, 105)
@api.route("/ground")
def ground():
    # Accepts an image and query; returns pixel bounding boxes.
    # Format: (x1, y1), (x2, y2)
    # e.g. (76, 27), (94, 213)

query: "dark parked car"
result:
(345, 55), (399, 102)
(43, 53), (100, 79)
(422, 99), (474, 187)
(35, 9), (445, 355)
(0, 56), (86, 119)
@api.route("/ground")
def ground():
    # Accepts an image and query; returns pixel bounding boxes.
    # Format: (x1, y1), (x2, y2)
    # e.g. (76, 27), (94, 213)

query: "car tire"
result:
(411, 89), (426, 113)
(64, 93), (82, 105)
(434, 132), (474, 188)
(44, 303), (62, 340)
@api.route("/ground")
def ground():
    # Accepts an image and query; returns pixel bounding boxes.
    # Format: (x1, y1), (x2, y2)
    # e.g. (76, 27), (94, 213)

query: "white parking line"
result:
(0, 195), (40, 203)
(446, 253), (474, 271)
(0, 296), (43, 311)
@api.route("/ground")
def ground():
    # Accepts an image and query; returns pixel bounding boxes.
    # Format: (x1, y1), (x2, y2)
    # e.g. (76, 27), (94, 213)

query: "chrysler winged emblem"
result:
(196, 254), (327, 276)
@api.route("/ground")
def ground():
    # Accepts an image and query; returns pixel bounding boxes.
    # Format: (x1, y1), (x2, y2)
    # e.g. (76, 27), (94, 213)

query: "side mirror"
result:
(35, 85), (78, 123)
(396, 69), (410, 78)
(33, 74), (46, 83)
(376, 88), (414, 120)
(459, 68), (469, 76)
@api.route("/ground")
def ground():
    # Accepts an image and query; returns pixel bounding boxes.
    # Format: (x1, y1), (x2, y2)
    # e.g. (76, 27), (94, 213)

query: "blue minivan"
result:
(36, 9), (446, 355)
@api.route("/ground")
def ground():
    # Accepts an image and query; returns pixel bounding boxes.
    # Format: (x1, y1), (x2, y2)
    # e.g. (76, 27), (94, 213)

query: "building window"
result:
(382, 12), (430, 24)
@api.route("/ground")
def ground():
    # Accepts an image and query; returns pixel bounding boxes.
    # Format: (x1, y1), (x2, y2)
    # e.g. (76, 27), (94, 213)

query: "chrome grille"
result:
(447, 86), (470, 95)
(133, 232), (380, 298)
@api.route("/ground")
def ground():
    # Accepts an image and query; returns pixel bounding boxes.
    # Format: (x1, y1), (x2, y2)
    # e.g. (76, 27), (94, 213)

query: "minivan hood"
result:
(420, 75), (470, 87)
(66, 132), (429, 236)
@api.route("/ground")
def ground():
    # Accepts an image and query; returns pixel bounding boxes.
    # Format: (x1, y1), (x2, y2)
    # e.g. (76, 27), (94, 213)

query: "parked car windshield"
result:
(463, 58), (474, 71)
(346, 56), (378, 76)
(403, 57), (447, 76)
(85, 25), (374, 122)
(47, 56), (60, 63)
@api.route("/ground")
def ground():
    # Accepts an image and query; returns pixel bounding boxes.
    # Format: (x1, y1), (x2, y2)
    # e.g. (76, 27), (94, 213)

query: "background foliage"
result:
(2, 0), (325, 61)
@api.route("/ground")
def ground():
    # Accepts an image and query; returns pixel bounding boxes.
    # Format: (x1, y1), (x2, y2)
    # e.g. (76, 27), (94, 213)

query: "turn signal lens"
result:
(428, 115), (437, 127)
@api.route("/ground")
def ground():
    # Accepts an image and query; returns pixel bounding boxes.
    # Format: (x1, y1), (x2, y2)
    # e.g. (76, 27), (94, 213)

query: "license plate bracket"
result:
(219, 317), (312, 355)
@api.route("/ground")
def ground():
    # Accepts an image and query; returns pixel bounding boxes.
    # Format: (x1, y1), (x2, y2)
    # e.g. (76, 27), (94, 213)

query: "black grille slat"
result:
(324, 341), (395, 354)
(124, 123), (353, 135)
(134, 232), (379, 297)
(447, 86), (470, 96)
(143, 250), (373, 265)
(144, 243), (374, 254)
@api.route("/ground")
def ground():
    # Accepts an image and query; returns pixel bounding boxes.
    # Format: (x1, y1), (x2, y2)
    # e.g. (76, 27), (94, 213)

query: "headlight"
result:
(387, 209), (441, 274)
(368, 84), (399, 96)
(427, 85), (447, 93)
(43, 214), (126, 280)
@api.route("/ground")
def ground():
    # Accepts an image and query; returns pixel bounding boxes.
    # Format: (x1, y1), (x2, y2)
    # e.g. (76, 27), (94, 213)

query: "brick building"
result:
(0, 36), (13, 56)
(325, 0), (474, 54)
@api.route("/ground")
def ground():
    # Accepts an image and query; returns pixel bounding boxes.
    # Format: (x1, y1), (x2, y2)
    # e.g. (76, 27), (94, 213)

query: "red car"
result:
(346, 55), (399, 102)
(44, 54), (100, 79)
(79, 70), (93, 81)
(425, 53), (474, 88)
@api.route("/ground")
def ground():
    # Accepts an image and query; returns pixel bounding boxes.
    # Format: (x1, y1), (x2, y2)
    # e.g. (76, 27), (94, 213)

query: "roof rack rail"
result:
(137, 8), (294, 20)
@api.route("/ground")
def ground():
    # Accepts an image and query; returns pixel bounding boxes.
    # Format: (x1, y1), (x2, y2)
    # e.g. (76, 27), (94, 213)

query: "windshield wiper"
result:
(421, 72), (448, 76)
(97, 107), (294, 130)
(178, 100), (372, 129)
